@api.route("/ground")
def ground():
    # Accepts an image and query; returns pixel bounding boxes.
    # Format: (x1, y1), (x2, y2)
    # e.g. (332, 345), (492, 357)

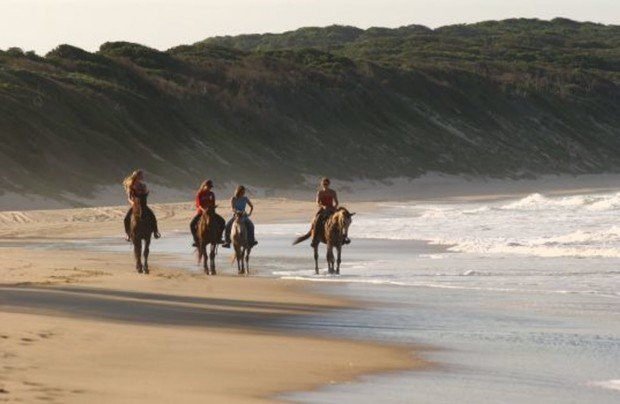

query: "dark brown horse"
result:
(293, 207), (355, 274)
(197, 206), (225, 275)
(129, 195), (157, 274)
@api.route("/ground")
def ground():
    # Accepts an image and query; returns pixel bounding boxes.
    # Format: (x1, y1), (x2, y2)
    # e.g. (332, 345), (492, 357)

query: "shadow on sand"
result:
(0, 285), (340, 330)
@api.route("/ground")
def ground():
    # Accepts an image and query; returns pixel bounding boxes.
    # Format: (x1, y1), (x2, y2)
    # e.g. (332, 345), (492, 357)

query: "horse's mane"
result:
(328, 207), (350, 229)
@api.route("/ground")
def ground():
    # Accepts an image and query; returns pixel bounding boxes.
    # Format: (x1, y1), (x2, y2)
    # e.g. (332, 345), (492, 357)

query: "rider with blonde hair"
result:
(123, 169), (160, 241)
(190, 179), (226, 247)
(222, 185), (257, 248)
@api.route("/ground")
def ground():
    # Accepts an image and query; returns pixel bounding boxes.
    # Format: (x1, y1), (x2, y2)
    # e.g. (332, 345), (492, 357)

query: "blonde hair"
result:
(234, 185), (245, 199)
(123, 169), (143, 197)
(198, 179), (213, 194)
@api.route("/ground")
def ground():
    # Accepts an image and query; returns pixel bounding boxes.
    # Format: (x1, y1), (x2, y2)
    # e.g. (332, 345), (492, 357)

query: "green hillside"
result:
(0, 18), (618, 204)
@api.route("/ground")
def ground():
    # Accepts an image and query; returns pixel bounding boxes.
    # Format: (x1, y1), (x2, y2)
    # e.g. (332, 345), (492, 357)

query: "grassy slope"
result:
(0, 18), (618, 203)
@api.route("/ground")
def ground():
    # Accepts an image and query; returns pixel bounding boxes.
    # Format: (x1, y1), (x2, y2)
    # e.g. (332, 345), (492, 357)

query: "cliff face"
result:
(0, 18), (618, 203)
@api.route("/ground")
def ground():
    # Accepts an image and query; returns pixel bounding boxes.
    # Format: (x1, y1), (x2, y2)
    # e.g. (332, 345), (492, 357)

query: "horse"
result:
(129, 195), (157, 274)
(293, 207), (355, 274)
(197, 206), (225, 275)
(231, 211), (252, 275)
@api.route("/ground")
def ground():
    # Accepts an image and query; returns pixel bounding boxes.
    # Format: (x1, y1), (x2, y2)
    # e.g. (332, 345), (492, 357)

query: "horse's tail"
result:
(293, 230), (311, 245)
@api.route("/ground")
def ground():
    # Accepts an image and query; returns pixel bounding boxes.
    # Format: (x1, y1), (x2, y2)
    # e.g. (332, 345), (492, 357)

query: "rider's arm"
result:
(196, 192), (206, 213)
(316, 191), (323, 208)
(333, 190), (339, 208)
(247, 198), (254, 216)
(127, 188), (135, 205)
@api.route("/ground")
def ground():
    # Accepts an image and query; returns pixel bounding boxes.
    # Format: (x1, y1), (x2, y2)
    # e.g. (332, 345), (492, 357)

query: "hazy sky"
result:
(1, 0), (618, 55)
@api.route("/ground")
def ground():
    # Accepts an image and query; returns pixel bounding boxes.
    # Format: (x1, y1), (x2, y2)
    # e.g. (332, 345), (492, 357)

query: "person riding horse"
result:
(123, 169), (160, 241)
(222, 185), (257, 248)
(190, 179), (225, 247)
(313, 178), (350, 247)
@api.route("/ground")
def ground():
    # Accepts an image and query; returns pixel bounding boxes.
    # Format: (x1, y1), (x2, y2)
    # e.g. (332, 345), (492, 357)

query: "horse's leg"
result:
(143, 237), (151, 274)
(240, 247), (245, 275)
(245, 248), (250, 275)
(242, 247), (248, 275)
(313, 244), (319, 275)
(209, 243), (216, 275)
(134, 239), (143, 273)
(336, 244), (342, 275)
(235, 245), (242, 274)
(201, 242), (208, 274)
(326, 244), (334, 274)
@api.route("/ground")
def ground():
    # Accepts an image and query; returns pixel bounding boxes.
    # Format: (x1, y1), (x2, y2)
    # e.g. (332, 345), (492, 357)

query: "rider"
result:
(190, 179), (225, 247)
(123, 169), (160, 241)
(313, 177), (350, 246)
(222, 185), (257, 248)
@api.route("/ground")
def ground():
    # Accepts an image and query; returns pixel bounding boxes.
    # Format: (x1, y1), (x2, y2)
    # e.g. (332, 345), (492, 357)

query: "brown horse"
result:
(293, 207), (355, 274)
(129, 195), (156, 274)
(197, 206), (225, 275)
(231, 211), (252, 275)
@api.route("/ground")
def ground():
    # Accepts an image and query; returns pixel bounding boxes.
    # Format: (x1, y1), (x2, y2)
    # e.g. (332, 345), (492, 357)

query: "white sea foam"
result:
(270, 190), (620, 296)
(351, 191), (620, 258)
(589, 380), (620, 391)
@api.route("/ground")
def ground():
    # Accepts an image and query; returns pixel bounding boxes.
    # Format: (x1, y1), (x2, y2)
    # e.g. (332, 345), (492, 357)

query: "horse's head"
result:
(233, 210), (244, 222)
(132, 194), (148, 218)
(205, 205), (218, 216)
(335, 207), (355, 239)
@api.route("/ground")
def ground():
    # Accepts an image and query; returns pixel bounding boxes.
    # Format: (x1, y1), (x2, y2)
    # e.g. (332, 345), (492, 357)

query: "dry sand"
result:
(0, 199), (426, 403)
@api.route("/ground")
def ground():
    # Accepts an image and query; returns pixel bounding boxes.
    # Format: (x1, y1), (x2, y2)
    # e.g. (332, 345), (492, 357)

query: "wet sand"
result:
(0, 199), (425, 403)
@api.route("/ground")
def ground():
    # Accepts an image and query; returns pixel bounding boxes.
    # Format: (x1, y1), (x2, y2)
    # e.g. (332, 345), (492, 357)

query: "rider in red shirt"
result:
(313, 177), (350, 246)
(190, 179), (225, 247)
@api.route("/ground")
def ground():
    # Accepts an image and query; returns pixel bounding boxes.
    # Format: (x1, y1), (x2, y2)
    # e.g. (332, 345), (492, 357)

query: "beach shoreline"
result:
(0, 199), (428, 403)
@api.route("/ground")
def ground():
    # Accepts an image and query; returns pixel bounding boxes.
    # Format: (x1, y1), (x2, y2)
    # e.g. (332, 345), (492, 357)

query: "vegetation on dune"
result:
(0, 18), (619, 204)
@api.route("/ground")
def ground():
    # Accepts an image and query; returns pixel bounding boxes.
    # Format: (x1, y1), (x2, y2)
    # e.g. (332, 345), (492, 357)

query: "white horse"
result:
(231, 211), (252, 275)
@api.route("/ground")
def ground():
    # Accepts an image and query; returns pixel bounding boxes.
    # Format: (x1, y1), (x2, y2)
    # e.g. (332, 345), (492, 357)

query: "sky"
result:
(1, 0), (618, 55)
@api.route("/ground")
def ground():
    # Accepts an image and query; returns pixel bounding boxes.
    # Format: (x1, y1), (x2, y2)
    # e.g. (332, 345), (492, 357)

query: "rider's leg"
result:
(147, 207), (161, 238)
(217, 215), (226, 243)
(222, 217), (233, 248)
(311, 210), (325, 247)
(124, 208), (132, 241)
(190, 214), (201, 246)
(247, 219), (257, 246)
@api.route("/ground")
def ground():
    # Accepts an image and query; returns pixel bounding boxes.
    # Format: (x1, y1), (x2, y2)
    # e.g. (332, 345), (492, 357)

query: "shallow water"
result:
(80, 190), (620, 402)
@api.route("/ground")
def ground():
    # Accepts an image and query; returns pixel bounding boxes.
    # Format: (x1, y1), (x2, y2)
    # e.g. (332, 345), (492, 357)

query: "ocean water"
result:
(89, 190), (620, 402)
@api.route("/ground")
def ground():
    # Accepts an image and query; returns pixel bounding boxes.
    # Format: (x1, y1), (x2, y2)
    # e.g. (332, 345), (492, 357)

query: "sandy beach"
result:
(0, 199), (425, 403)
